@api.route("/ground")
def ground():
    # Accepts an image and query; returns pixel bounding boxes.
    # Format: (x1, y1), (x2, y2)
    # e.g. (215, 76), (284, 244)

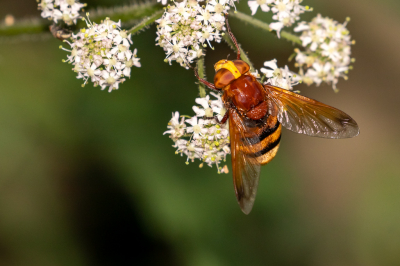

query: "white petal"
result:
(260, 4), (270, 12)
(263, 59), (278, 70)
(248, 1), (260, 15)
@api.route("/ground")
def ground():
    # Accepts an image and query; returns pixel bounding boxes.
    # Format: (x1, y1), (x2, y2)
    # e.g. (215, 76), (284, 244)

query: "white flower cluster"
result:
(294, 14), (354, 90)
(164, 93), (230, 173)
(248, 0), (312, 37)
(61, 17), (141, 92)
(156, 0), (236, 68)
(260, 59), (301, 90)
(38, 0), (86, 25)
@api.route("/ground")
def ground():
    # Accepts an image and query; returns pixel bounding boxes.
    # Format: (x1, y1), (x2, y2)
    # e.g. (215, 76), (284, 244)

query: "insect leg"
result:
(219, 110), (230, 124)
(201, 106), (230, 124)
(225, 15), (240, 60)
(194, 67), (219, 91)
(202, 111), (229, 125)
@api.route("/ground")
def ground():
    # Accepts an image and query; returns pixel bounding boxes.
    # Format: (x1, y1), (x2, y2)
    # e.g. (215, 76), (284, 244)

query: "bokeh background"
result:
(0, 0), (399, 265)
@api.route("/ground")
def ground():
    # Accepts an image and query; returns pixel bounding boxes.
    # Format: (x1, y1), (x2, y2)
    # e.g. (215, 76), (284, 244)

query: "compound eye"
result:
(233, 60), (250, 75)
(214, 69), (235, 89)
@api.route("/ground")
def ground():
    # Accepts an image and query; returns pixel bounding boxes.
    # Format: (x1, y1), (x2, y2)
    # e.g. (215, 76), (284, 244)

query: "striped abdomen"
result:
(242, 114), (282, 165)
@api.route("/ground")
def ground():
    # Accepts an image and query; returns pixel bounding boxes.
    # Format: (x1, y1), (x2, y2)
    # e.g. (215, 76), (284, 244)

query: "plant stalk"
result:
(196, 57), (207, 98)
(229, 11), (302, 45)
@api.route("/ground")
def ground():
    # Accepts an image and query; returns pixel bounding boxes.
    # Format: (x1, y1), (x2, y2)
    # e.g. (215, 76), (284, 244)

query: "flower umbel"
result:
(156, 0), (237, 68)
(294, 14), (354, 90)
(248, 0), (312, 37)
(61, 16), (141, 92)
(164, 93), (230, 173)
(38, 0), (86, 25)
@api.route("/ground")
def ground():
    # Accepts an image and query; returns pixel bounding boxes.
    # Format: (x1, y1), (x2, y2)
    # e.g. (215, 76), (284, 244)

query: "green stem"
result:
(0, 18), (48, 37)
(128, 9), (164, 35)
(196, 57), (207, 98)
(0, 2), (163, 37)
(229, 11), (302, 45)
(81, 2), (162, 28)
(222, 33), (255, 72)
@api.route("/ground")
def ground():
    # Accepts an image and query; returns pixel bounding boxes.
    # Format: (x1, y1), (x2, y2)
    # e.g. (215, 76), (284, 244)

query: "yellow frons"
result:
(214, 60), (241, 79)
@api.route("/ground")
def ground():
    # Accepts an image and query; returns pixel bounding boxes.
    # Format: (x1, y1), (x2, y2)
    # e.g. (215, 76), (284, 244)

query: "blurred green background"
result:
(0, 0), (399, 265)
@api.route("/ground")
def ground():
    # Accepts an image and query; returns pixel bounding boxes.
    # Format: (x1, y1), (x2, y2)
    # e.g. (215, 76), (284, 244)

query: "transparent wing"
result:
(264, 85), (360, 139)
(229, 108), (262, 215)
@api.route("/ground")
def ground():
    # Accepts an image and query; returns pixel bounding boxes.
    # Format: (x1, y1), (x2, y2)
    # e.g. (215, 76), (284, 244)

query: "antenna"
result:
(225, 15), (240, 60)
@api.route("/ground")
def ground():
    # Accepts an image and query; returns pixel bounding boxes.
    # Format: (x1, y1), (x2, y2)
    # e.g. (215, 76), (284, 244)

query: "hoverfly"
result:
(194, 19), (359, 214)
(49, 24), (72, 41)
